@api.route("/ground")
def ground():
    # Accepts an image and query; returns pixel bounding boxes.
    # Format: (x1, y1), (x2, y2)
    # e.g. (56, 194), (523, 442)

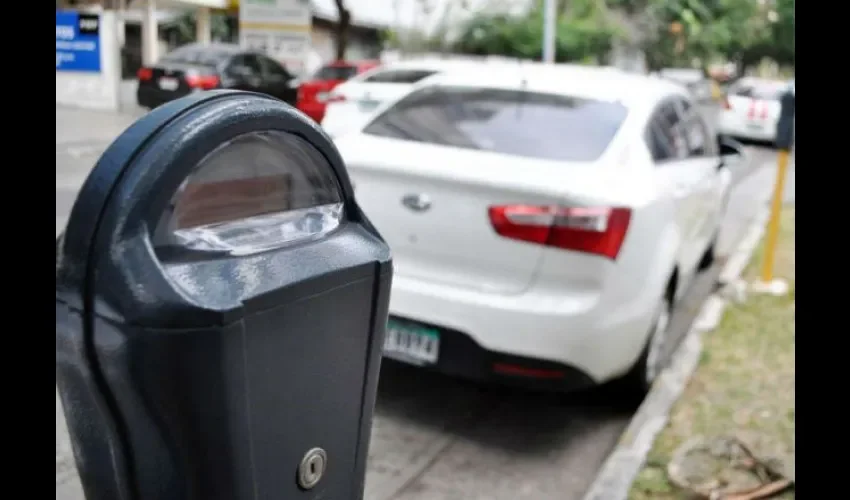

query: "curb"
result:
(581, 205), (772, 500)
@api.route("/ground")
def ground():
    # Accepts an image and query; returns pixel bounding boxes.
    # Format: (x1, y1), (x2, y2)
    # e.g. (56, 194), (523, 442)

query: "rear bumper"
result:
(385, 315), (596, 393)
(386, 272), (658, 388)
(718, 111), (777, 142)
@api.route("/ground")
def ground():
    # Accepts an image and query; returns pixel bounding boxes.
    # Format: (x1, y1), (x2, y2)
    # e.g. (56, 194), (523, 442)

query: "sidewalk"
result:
(630, 207), (795, 499)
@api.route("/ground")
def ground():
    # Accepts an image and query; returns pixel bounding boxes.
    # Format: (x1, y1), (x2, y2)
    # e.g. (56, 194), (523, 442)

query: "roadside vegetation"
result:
(630, 207), (795, 499)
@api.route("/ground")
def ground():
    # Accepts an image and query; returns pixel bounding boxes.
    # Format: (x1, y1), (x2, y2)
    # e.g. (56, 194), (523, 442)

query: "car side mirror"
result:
(717, 135), (746, 169)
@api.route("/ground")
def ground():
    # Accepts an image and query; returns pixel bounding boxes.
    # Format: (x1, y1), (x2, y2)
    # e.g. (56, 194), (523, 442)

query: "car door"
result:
(257, 55), (296, 104)
(679, 98), (725, 252)
(648, 99), (704, 276)
(224, 54), (264, 93)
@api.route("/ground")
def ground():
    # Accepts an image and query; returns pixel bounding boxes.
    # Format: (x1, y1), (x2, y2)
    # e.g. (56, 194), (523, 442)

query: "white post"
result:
(142, 0), (159, 66)
(117, 0), (126, 47)
(542, 0), (557, 63)
(196, 7), (212, 44)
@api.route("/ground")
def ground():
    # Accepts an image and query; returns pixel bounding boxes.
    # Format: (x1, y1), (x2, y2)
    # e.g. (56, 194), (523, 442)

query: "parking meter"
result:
(775, 87), (795, 151)
(56, 91), (392, 500)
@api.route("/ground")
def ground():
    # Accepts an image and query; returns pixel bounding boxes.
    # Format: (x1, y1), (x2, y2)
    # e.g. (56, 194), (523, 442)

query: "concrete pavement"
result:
(55, 105), (786, 500)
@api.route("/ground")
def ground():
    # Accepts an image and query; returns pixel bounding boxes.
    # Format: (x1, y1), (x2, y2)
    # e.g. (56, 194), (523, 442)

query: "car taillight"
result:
(185, 75), (220, 90)
(488, 205), (632, 260)
(137, 67), (152, 81)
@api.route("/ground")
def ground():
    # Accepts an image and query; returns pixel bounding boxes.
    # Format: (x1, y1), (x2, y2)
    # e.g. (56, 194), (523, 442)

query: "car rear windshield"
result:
(362, 86), (628, 162)
(161, 47), (231, 67)
(313, 65), (359, 81)
(730, 81), (785, 100)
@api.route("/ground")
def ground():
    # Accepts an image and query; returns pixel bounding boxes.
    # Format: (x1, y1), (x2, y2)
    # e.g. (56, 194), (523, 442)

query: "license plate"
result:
(383, 319), (440, 365)
(358, 100), (380, 112)
(159, 77), (178, 91)
(746, 122), (764, 130)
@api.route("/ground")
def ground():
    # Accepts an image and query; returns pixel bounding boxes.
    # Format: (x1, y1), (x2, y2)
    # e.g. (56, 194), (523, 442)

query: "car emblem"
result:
(402, 193), (431, 212)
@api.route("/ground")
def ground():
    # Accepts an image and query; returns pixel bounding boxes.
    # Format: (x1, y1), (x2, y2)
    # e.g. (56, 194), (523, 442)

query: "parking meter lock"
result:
(56, 91), (392, 500)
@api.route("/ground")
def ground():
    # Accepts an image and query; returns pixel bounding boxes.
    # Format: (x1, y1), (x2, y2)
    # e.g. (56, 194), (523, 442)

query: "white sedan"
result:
(334, 63), (741, 398)
(718, 77), (789, 143)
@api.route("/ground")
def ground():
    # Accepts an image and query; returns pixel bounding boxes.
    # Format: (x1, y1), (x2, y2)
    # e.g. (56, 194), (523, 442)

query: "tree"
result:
(612, 0), (794, 72)
(332, 0), (351, 60)
(452, 0), (620, 63)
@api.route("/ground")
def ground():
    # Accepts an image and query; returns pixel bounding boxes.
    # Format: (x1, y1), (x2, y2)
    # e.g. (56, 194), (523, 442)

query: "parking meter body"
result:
(56, 91), (392, 500)
(775, 88), (795, 151)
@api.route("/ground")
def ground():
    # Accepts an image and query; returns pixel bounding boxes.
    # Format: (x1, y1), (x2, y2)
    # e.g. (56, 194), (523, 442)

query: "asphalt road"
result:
(55, 105), (793, 500)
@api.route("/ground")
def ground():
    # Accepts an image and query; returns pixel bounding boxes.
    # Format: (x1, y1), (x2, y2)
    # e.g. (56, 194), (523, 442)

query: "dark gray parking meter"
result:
(775, 87), (795, 151)
(56, 91), (392, 500)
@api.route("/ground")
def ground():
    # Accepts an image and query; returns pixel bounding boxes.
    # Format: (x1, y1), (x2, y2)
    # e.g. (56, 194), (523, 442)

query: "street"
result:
(55, 105), (794, 500)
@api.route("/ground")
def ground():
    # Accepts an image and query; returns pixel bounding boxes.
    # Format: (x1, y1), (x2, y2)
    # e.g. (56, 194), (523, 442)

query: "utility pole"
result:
(542, 0), (557, 63)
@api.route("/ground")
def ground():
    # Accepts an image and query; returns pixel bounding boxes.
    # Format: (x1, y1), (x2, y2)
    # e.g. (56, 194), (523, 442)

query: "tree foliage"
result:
(453, 0), (621, 63)
(629, 0), (794, 70)
(451, 0), (793, 70)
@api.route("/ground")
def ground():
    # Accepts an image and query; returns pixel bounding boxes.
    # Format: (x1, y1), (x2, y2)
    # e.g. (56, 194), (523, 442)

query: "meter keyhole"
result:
(297, 447), (327, 490)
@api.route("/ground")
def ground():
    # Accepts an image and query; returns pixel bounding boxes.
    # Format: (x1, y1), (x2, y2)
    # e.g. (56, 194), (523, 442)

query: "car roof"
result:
(419, 62), (681, 109)
(355, 58), (503, 78)
(169, 42), (243, 55)
(658, 68), (704, 82)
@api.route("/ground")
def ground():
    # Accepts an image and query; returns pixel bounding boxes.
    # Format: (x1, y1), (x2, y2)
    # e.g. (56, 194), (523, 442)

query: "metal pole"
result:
(760, 149), (790, 283)
(757, 87), (794, 291)
(542, 0), (557, 63)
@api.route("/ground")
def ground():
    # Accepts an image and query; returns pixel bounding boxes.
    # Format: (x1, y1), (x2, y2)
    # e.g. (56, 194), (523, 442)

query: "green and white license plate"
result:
(384, 319), (440, 365)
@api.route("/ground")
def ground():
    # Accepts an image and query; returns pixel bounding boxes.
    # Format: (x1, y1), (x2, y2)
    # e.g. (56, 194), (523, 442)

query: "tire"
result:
(615, 295), (673, 405)
(698, 232), (718, 271)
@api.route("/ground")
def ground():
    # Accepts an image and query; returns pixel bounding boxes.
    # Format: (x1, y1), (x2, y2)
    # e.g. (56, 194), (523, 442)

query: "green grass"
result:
(630, 208), (795, 500)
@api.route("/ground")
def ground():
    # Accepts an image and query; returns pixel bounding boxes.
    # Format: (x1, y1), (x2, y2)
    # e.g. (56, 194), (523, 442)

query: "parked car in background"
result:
(136, 43), (298, 110)
(717, 77), (788, 144)
(320, 59), (487, 138)
(333, 63), (741, 399)
(296, 60), (380, 123)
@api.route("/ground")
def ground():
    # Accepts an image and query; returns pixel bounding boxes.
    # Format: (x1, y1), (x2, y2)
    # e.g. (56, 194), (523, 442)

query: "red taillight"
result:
(493, 363), (565, 379)
(744, 99), (769, 121)
(185, 74), (220, 90)
(488, 205), (632, 260)
(137, 67), (152, 81)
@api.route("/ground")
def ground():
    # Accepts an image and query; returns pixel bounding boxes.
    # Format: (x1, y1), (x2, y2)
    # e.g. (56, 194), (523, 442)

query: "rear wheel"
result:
(615, 294), (673, 405)
(698, 233), (718, 271)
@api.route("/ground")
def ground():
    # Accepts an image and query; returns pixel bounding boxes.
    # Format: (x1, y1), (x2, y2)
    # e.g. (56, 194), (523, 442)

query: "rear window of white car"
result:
(362, 86), (628, 162)
(729, 81), (786, 100)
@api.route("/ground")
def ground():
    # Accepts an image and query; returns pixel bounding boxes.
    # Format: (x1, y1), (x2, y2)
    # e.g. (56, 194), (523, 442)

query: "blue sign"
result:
(56, 11), (101, 73)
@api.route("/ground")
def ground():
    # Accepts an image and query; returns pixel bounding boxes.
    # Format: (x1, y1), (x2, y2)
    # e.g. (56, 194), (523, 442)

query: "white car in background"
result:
(320, 59), (489, 138)
(718, 77), (789, 143)
(334, 63), (742, 398)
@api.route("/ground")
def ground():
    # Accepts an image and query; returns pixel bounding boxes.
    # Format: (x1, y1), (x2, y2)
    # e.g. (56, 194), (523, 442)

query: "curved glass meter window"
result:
(152, 130), (343, 256)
